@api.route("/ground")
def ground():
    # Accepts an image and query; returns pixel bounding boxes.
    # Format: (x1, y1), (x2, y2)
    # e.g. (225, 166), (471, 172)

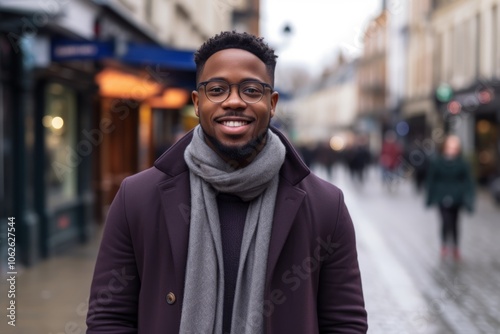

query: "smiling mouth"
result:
(219, 120), (250, 127)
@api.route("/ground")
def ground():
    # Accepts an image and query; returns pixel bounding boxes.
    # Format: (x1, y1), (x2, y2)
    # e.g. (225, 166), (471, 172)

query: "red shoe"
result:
(453, 248), (461, 261)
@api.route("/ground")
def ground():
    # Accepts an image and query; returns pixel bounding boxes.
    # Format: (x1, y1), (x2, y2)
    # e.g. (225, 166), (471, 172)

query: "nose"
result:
(222, 85), (246, 108)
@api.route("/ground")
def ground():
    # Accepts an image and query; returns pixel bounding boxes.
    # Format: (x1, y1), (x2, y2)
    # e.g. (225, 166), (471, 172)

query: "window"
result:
(43, 83), (78, 208)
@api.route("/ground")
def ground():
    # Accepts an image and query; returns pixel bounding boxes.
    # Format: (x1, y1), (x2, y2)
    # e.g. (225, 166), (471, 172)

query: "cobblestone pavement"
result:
(321, 165), (500, 334)
(1, 165), (499, 334)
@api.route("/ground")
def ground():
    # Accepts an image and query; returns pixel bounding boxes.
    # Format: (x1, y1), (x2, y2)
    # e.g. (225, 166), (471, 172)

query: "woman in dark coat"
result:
(425, 135), (475, 261)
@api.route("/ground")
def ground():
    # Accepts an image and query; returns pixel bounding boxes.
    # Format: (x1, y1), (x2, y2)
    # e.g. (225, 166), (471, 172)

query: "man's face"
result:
(192, 48), (278, 163)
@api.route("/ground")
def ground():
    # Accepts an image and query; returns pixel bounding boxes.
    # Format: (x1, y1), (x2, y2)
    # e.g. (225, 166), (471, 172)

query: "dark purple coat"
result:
(86, 128), (368, 333)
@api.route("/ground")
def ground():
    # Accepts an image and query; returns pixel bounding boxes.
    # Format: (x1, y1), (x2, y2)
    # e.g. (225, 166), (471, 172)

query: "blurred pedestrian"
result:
(425, 135), (475, 261)
(86, 31), (367, 333)
(347, 134), (371, 183)
(297, 141), (315, 167)
(379, 130), (403, 189)
(315, 140), (336, 180)
(404, 141), (429, 192)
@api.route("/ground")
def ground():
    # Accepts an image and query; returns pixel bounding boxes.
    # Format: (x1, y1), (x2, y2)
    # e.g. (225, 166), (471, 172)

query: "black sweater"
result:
(217, 193), (249, 334)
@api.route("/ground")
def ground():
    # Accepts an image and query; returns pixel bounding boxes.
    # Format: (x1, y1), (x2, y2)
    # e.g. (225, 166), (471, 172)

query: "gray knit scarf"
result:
(180, 125), (286, 334)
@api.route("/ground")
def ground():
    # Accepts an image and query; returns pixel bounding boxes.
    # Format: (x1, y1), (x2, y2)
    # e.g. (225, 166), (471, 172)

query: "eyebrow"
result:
(205, 77), (265, 83)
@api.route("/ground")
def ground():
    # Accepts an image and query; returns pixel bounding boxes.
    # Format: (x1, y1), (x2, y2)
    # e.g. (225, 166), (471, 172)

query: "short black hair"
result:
(194, 31), (277, 85)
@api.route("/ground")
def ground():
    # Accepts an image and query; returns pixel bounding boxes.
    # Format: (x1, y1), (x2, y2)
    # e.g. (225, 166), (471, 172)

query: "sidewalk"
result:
(0, 229), (103, 334)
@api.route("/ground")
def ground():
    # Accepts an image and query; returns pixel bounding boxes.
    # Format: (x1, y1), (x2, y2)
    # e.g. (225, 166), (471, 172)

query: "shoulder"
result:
(121, 167), (168, 194)
(118, 166), (187, 209)
(294, 173), (346, 222)
(429, 155), (442, 164)
(299, 173), (343, 200)
(428, 156), (445, 170)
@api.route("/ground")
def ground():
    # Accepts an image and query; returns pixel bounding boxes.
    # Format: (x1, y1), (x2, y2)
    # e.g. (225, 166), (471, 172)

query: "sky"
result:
(260, 0), (383, 75)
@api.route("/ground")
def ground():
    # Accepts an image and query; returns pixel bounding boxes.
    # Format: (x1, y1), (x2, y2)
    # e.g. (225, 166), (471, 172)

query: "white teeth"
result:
(222, 121), (247, 127)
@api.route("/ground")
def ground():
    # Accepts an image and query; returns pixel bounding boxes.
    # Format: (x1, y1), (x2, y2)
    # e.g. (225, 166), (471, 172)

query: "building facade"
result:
(386, 0), (500, 184)
(430, 0), (500, 183)
(387, 0), (411, 138)
(290, 57), (359, 145)
(0, 0), (253, 268)
(357, 9), (389, 154)
(400, 0), (436, 144)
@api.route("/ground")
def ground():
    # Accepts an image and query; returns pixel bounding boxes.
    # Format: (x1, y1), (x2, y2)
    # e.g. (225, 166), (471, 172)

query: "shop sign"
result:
(51, 39), (113, 61)
(446, 88), (495, 114)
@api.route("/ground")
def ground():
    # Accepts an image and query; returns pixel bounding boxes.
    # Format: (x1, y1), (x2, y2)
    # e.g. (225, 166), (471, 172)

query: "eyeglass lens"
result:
(204, 81), (266, 103)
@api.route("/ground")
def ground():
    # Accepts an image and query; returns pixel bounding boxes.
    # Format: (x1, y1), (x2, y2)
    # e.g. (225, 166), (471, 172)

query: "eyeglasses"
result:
(197, 79), (273, 104)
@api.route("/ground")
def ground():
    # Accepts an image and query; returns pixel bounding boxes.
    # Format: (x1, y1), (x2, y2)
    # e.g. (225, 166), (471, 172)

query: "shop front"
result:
(1, 1), (197, 266)
(34, 64), (98, 257)
(92, 62), (194, 222)
(437, 82), (500, 185)
(474, 109), (499, 185)
(1, 0), (103, 265)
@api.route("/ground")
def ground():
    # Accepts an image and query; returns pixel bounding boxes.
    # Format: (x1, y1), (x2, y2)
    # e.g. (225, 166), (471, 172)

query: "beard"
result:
(201, 125), (270, 164)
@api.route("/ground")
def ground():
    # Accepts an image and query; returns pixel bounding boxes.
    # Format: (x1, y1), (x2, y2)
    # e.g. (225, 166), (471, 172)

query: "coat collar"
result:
(153, 126), (310, 185)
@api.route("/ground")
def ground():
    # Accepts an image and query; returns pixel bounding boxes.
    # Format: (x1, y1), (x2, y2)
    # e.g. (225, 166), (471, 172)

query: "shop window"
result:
(475, 118), (498, 184)
(43, 83), (78, 208)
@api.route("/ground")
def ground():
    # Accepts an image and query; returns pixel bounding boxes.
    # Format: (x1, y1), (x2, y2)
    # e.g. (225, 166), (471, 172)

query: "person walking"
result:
(348, 135), (371, 184)
(86, 31), (367, 333)
(379, 130), (403, 190)
(425, 135), (475, 261)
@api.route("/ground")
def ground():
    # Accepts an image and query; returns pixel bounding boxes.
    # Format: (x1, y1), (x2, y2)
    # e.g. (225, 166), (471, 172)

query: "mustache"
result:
(216, 111), (253, 117)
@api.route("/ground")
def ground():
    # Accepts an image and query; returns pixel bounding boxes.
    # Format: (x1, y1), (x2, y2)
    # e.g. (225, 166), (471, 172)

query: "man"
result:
(86, 31), (367, 333)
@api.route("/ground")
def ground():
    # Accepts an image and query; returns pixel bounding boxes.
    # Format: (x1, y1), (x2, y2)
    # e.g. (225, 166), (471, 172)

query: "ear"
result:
(192, 90), (200, 117)
(270, 91), (279, 118)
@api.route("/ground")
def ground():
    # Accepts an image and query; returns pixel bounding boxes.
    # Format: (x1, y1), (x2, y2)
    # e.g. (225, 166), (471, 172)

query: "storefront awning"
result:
(52, 39), (195, 68)
(120, 42), (195, 71)
(51, 38), (196, 89)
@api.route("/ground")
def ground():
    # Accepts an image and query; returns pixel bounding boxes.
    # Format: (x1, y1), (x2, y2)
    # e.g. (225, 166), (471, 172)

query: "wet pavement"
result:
(1, 165), (499, 333)
(322, 165), (500, 334)
(0, 230), (101, 334)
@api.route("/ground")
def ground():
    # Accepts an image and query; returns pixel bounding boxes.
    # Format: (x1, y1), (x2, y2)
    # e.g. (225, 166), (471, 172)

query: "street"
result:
(320, 164), (500, 334)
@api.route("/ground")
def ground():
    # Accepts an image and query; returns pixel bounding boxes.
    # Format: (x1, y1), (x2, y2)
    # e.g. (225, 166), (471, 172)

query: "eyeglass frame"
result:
(196, 79), (274, 104)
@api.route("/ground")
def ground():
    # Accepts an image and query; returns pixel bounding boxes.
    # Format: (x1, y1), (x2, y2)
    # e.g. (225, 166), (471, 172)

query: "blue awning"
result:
(51, 39), (195, 71)
(51, 38), (197, 89)
(120, 42), (195, 71)
(118, 42), (197, 90)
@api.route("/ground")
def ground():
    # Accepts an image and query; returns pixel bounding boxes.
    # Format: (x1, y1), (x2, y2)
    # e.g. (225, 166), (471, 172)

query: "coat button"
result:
(166, 292), (176, 305)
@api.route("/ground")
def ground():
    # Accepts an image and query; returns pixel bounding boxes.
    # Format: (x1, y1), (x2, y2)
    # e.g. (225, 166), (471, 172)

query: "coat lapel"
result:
(266, 178), (306, 283)
(157, 172), (190, 287)
(154, 131), (193, 287)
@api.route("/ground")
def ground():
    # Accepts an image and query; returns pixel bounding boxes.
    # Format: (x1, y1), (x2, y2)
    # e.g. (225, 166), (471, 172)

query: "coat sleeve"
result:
(317, 191), (368, 333)
(86, 179), (141, 333)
